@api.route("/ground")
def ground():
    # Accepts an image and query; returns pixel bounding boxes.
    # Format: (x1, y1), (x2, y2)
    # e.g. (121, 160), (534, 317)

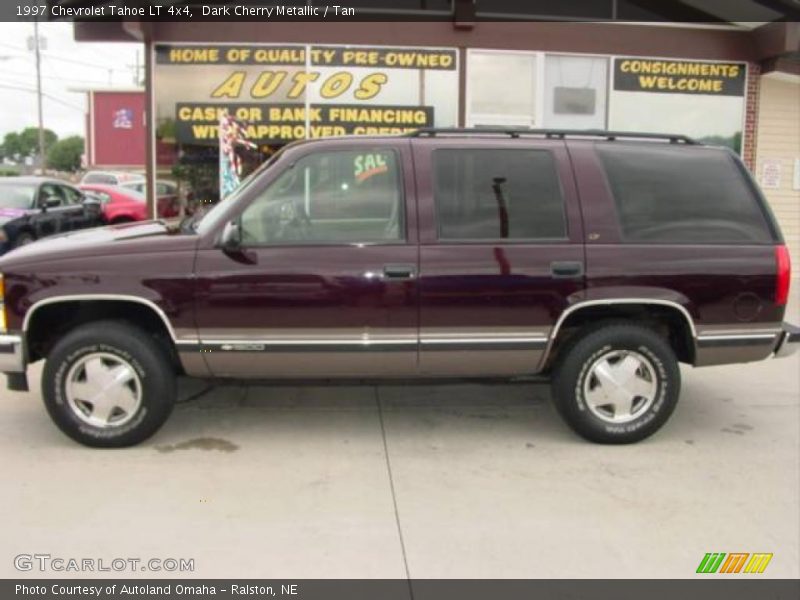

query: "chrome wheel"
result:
(65, 353), (142, 428)
(583, 350), (657, 424)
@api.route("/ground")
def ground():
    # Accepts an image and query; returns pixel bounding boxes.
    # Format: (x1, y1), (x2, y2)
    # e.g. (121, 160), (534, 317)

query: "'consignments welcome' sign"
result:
(614, 58), (746, 96)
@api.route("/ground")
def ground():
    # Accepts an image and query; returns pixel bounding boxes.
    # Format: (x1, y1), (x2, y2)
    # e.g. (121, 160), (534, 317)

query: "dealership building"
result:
(73, 6), (800, 260)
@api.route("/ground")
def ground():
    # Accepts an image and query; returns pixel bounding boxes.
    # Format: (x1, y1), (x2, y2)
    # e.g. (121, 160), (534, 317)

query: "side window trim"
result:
(237, 147), (409, 248)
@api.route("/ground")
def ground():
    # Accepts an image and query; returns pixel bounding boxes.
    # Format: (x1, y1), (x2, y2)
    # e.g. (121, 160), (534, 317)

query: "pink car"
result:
(78, 184), (148, 224)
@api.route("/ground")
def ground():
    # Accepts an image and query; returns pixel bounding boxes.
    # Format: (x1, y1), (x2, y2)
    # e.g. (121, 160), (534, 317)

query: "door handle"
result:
(383, 264), (416, 280)
(550, 261), (584, 278)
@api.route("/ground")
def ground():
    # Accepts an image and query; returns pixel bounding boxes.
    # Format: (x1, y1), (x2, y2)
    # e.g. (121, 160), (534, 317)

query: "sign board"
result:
(156, 45), (457, 70)
(175, 103), (434, 144)
(761, 159), (782, 189)
(613, 58), (746, 96)
(154, 43), (458, 146)
(794, 158), (800, 191)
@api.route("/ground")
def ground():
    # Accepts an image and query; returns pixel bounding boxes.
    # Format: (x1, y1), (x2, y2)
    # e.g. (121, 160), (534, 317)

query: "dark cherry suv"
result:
(0, 129), (797, 447)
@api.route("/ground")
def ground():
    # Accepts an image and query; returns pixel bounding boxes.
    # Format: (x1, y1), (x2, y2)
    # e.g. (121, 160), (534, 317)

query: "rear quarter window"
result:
(597, 145), (775, 244)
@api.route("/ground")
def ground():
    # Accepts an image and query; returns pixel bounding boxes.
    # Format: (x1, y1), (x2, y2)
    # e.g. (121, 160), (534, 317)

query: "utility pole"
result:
(127, 51), (143, 87)
(33, 21), (45, 174)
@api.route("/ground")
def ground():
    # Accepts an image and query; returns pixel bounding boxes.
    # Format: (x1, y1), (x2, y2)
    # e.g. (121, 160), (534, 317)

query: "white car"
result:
(80, 170), (145, 186)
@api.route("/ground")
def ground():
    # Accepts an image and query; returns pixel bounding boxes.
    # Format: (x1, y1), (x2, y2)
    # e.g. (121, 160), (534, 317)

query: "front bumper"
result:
(0, 333), (25, 373)
(774, 322), (800, 358)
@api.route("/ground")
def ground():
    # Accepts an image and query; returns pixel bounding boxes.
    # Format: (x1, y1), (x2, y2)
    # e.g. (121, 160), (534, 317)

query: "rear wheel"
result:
(551, 323), (680, 444)
(42, 321), (176, 447)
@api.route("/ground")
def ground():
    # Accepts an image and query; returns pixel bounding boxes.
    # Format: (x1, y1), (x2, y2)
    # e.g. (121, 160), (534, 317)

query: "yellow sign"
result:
(615, 58), (745, 96)
(175, 103), (434, 144)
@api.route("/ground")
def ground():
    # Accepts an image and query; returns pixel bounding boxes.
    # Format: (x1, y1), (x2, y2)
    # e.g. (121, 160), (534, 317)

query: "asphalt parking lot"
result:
(1, 292), (798, 580)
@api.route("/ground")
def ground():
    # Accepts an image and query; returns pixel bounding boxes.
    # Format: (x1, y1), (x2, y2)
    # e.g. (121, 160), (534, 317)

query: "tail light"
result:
(775, 245), (791, 306)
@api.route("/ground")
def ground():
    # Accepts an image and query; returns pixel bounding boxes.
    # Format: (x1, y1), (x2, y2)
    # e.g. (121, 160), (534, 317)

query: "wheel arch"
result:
(13, 225), (36, 242)
(540, 299), (697, 371)
(23, 295), (180, 367)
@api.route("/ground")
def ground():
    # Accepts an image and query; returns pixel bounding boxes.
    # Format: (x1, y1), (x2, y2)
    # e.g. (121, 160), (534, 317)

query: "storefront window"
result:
(608, 57), (746, 152)
(467, 51), (537, 128)
(544, 55), (608, 129)
(153, 43), (458, 212)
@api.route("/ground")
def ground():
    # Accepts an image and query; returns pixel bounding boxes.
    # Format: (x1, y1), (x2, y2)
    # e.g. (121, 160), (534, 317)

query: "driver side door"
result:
(32, 182), (70, 238)
(193, 141), (419, 378)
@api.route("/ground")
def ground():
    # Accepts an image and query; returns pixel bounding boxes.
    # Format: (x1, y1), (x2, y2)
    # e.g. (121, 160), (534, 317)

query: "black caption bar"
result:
(5, 579), (800, 600)
(2, 0), (798, 22)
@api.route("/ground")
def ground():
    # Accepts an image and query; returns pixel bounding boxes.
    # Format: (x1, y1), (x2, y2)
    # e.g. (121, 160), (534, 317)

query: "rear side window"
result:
(598, 145), (774, 244)
(60, 185), (82, 205)
(433, 149), (566, 241)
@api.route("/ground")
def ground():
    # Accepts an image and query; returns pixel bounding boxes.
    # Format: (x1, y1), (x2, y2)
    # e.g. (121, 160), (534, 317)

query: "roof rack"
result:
(407, 128), (700, 145)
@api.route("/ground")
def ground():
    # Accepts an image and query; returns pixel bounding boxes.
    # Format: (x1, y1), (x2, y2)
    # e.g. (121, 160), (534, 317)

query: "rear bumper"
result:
(0, 333), (25, 373)
(774, 322), (800, 358)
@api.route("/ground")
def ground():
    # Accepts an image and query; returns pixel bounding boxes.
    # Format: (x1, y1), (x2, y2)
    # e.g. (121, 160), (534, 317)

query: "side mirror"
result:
(220, 220), (241, 251)
(41, 196), (60, 209)
(219, 220), (256, 264)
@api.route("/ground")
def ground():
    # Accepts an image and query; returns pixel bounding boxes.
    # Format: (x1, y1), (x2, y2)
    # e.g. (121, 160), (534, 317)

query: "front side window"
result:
(598, 145), (774, 244)
(39, 184), (64, 206)
(433, 149), (566, 241)
(239, 149), (403, 245)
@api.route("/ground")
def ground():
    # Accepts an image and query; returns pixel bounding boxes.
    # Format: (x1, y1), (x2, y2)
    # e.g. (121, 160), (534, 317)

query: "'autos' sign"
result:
(154, 43), (458, 145)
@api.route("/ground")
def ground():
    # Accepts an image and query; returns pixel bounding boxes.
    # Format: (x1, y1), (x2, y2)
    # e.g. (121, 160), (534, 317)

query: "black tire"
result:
(42, 320), (176, 448)
(14, 231), (36, 248)
(551, 322), (680, 444)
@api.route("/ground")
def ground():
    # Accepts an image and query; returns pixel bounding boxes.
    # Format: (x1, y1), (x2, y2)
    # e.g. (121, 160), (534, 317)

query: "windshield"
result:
(0, 183), (36, 210)
(193, 150), (284, 236)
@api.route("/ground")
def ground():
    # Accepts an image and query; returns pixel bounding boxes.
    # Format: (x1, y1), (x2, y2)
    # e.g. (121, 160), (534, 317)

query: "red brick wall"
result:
(742, 62), (760, 171)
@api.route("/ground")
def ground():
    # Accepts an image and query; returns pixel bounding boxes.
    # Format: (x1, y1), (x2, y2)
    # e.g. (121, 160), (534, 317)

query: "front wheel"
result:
(42, 321), (176, 447)
(551, 323), (680, 444)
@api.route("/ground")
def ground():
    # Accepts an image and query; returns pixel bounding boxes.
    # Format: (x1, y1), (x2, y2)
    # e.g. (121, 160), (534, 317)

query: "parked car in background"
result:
(119, 179), (181, 218)
(0, 130), (797, 447)
(0, 177), (102, 255)
(80, 170), (144, 186)
(78, 184), (148, 224)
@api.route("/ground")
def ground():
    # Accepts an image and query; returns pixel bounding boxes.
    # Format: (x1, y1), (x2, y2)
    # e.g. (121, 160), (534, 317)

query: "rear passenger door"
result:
(58, 184), (97, 230)
(413, 138), (585, 376)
